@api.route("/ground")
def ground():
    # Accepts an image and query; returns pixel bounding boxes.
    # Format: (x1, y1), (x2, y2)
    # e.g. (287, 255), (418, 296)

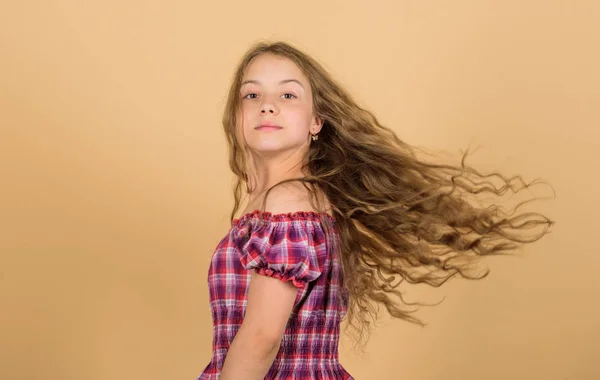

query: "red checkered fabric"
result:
(198, 210), (354, 379)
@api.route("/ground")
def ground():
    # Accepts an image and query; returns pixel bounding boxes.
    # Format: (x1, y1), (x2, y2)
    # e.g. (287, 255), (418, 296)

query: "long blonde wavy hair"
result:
(221, 41), (554, 349)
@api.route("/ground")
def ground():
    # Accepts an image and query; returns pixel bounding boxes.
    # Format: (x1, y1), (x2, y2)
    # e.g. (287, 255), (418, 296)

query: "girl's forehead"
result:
(243, 54), (306, 82)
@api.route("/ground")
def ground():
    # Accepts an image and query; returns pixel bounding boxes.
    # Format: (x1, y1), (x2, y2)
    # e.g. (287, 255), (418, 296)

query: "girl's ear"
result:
(311, 115), (324, 134)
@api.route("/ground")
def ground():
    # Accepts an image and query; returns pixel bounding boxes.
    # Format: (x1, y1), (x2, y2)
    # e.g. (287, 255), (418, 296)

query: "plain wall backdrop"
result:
(1, 1), (599, 379)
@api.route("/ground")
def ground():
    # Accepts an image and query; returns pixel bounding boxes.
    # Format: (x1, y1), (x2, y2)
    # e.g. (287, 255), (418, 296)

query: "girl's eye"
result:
(242, 93), (296, 100)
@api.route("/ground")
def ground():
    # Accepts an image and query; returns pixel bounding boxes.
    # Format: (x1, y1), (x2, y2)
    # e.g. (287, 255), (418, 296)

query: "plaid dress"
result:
(198, 210), (354, 379)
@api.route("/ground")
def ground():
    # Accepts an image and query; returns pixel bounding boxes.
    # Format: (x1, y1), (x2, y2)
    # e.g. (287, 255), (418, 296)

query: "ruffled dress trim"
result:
(232, 209), (336, 227)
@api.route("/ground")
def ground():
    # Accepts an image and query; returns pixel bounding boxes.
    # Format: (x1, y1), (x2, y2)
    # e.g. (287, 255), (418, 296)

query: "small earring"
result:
(311, 134), (319, 141)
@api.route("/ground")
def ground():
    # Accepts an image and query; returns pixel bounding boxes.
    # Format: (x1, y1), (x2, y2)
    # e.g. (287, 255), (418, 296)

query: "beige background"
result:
(1, 1), (599, 379)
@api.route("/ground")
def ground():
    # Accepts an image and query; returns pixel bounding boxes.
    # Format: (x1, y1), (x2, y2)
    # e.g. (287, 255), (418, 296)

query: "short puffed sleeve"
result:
(232, 211), (330, 289)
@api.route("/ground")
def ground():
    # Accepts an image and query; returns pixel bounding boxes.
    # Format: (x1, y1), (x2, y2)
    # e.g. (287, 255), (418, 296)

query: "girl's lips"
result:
(256, 126), (282, 131)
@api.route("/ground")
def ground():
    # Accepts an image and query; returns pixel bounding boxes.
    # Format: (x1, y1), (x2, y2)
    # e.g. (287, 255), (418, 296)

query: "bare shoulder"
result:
(263, 181), (331, 215)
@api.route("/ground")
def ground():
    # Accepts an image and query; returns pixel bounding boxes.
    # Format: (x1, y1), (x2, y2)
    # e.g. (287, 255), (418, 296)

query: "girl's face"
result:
(239, 54), (322, 156)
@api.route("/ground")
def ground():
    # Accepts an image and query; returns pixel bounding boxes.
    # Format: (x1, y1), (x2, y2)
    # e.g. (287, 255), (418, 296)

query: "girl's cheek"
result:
(241, 105), (253, 117)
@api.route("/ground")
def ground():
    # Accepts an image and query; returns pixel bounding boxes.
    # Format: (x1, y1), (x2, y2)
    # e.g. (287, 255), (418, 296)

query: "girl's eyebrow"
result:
(241, 79), (304, 88)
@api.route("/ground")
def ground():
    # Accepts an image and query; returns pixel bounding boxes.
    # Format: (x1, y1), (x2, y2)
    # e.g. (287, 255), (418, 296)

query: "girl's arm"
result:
(219, 271), (297, 380)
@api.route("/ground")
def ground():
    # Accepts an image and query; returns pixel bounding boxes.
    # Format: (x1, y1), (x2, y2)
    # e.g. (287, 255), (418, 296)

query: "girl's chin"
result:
(247, 141), (301, 154)
(248, 145), (285, 153)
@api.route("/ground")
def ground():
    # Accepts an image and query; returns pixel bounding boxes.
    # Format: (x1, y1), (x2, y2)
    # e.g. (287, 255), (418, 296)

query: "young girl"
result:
(198, 41), (553, 380)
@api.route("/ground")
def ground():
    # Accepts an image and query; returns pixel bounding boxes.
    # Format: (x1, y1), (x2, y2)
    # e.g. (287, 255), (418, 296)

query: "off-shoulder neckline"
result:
(232, 209), (336, 226)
